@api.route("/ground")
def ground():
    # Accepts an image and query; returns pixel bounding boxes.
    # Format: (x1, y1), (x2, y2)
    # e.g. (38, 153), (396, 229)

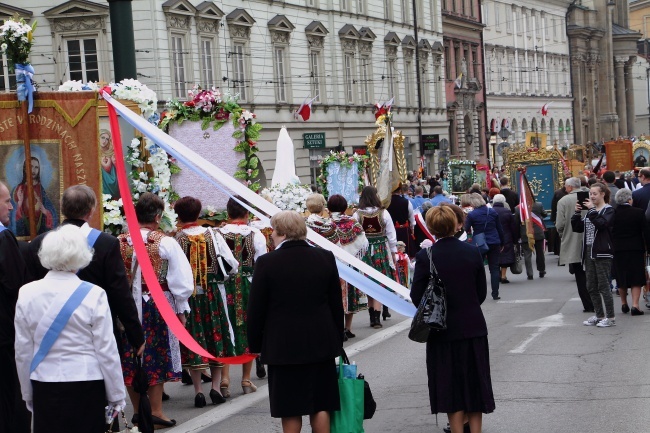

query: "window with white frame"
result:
(485, 55), (491, 92)
(231, 42), (248, 101)
(433, 56), (442, 107)
(274, 47), (288, 102)
(65, 37), (100, 83)
(0, 52), (15, 92)
(416, 0), (424, 26)
(200, 37), (217, 88)
(431, 0), (440, 31)
(402, 0), (410, 22)
(542, 14), (548, 40)
(497, 55), (503, 92)
(387, 54), (398, 102)
(384, 0), (393, 20)
(559, 18), (565, 41)
(420, 55), (429, 107)
(404, 54), (413, 106)
(506, 8), (512, 33)
(552, 18), (557, 40)
(344, 52), (356, 103)
(508, 53), (514, 92)
(358, 0), (366, 14)
(495, 4), (500, 30)
(171, 34), (187, 98)
(482, 4), (488, 26)
(307, 0), (317, 7)
(535, 13), (540, 39)
(310, 49), (324, 102)
(341, 0), (348, 11)
(360, 54), (372, 104)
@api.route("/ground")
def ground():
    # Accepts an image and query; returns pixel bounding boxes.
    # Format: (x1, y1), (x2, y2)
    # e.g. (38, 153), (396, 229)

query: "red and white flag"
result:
(374, 97), (394, 119)
(519, 170), (545, 248)
(540, 102), (552, 117)
(294, 95), (319, 121)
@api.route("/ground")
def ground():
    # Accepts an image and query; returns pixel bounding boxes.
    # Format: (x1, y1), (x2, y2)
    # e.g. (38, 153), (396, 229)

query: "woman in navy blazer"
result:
(247, 211), (344, 433)
(411, 205), (495, 433)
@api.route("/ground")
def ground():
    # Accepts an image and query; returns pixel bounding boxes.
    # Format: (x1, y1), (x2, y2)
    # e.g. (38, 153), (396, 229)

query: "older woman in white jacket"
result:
(14, 225), (125, 433)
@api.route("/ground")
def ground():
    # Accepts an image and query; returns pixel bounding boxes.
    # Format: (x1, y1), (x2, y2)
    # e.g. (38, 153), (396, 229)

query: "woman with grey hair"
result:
(14, 225), (125, 433)
(248, 211), (343, 433)
(611, 188), (649, 315)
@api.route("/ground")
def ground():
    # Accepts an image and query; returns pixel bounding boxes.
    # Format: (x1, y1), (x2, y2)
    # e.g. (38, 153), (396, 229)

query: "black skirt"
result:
(268, 360), (340, 418)
(426, 336), (495, 414)
(613, 250), (646, 288)
(32, 380), (107, 433)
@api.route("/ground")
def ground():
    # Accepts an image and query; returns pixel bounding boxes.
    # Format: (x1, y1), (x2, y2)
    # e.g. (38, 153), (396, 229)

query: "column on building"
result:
(615, 55), (628, 136)
(625, 57), (636, 136)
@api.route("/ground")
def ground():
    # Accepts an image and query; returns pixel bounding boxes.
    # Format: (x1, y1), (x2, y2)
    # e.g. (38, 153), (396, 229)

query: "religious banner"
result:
(605, 139), (633, 172)
(448, 160), (476, 194)
(508, 148), (563, 212)
(633, 140), (650, 168)
(317, 151), (368, 204)
(525, 132), (548, 149)
(0, 91), (100, 239)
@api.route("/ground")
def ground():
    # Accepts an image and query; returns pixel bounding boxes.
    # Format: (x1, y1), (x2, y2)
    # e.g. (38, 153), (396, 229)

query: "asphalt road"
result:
(119, 253), (650, 432)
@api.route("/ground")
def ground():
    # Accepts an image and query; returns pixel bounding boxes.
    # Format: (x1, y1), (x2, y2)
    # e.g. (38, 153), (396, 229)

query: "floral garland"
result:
(316, 151), (368, 201)
(260, 184), (312, 213)
(58, 79), (179, 235)
(199, 205), (228, 223)
(159, 86), (262, 192)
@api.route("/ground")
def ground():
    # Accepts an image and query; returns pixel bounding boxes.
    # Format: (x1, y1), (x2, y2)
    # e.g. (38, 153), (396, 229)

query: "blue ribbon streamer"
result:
(15, 63), (35, 113)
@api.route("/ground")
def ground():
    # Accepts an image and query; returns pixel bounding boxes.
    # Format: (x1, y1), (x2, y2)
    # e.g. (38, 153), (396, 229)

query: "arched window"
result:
(511, 119), (518, 143)
(550, 118), (555, 143)
(558, 119), (564, 142)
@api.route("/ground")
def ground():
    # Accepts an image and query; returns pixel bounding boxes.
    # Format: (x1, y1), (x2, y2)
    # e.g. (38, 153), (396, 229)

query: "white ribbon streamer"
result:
(101, 92), (414, 304)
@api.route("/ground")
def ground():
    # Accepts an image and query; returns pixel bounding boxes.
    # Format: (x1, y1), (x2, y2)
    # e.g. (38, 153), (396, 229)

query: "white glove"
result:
(25, 400), (33, 413)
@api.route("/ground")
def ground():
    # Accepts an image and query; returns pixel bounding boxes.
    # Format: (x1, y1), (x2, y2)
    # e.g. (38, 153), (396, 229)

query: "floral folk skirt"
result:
(341, 277), (368, 314)
(182, 276), (236, 369)
(122, 295), (181, 387)
(223, 268), (253, 356)
(361, 236), (398, 285)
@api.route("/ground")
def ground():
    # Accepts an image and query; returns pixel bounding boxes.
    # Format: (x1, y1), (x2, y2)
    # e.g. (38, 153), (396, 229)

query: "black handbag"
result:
(408, 248), (447, 343)
(510, 243), (523, 275)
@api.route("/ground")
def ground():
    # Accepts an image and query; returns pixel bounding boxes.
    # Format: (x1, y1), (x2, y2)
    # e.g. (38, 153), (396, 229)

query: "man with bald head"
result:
(0, 181), (27, 433)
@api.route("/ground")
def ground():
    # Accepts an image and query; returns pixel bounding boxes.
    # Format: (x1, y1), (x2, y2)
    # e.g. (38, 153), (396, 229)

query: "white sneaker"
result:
(596, 318), (616, 327)
(583, 316), (601, 326)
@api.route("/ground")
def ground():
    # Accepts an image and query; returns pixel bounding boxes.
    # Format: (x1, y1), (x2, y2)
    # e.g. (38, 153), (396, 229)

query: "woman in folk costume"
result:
(118, 193), (194, 429)
(353, 186), (398, 329)
(327, 194), (369, 340)
(173, 196), (240, 408)
(305, 193), (340, 244)
(217, 196), (268, 397)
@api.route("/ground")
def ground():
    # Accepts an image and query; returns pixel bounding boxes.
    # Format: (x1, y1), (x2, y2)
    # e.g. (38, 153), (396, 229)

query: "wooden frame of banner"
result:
(507, 148), (563, 212)
(364, 124), (408, 186)
(632, 141), (650, 168)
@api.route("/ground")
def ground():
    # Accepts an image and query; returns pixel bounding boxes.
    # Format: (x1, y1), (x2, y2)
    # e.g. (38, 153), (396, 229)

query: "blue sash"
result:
(30, 281), (94, 374)
(87, 228), (101, 248)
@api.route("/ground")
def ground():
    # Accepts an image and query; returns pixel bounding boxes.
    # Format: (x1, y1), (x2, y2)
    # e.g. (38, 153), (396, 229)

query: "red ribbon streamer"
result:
(103, 88), (255, 365)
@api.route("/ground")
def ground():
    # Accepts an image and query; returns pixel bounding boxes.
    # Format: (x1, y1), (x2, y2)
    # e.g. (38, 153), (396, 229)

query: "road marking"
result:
(509, 313), (566, 354)
(167, 319), (412, 433)
(497, 299), (553, 304)
(569, 298), (581, 301)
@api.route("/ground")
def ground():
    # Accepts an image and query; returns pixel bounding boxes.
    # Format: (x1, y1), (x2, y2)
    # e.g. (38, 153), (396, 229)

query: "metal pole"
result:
(107, 0), (137, 81)
(412, 0), (424, 157)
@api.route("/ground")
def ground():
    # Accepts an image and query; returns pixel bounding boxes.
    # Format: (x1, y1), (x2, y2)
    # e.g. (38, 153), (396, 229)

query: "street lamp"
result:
(466, 133), (474, 145)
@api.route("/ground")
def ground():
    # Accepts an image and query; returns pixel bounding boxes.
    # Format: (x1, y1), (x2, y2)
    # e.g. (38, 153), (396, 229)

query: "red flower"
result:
(215, 108), (229, 121)
(184, 101), (195, 107)
(248, 139), (256, 147)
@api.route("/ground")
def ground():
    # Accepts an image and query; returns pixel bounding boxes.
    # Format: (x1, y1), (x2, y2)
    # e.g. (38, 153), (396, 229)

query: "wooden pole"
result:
(21, 100), (36, 239)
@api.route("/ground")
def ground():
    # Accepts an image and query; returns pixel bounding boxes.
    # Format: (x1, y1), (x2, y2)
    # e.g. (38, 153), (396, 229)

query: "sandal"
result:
(220, 378), (231, 398)
(241, 379), (257, 394)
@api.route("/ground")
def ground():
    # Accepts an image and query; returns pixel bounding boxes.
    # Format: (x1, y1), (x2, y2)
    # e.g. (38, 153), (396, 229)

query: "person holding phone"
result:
(570, 183), (616, 327)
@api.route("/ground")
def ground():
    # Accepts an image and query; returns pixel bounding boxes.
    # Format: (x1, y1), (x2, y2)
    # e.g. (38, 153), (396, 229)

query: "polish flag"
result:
(374, 97), (394, 119)
(540, 102), (552, 117)
(295, 95), (319, 121)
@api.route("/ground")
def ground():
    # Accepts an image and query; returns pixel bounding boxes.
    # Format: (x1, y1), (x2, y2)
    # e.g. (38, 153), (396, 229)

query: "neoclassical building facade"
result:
(482, 0), (574, 166)
(2, 0), (449, 184)
(567, 0), (641, 143)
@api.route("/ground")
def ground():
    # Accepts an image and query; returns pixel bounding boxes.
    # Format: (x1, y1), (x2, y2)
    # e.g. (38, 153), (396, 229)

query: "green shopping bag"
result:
(330, 355), (365, 433)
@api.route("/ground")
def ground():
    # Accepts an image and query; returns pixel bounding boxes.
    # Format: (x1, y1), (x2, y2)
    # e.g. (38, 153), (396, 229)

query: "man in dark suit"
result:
(248, 211), (343, 432)
(500, 176), (519, 214)
(0, 181), (27, 433)
(633, 168), (650, 213)
(26, 185), (144, 359)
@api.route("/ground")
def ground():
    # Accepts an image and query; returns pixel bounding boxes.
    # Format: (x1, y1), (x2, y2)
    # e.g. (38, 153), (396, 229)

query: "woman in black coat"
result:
(247, 211), (344, 433)
(491, 194), (517, 283)
(411, 205), (495, 433)
(612, 188), (650, 315)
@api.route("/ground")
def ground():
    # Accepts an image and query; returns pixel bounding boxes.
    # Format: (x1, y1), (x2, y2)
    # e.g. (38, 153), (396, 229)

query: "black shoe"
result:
(131, 414), (139, 425)
(368, 307), (375, 326)
(539, 271), (546, 278)
(646, 303), (650, 309)
(527, 275), (533, 280)
(443, 422), (470, 433)
(372, 311), (383, 329)
(151, 415), (176, 428)
(622, 304), (630, 314)
(255, 357), (266, 379)
(209, 389), (226, 405)
(162, 391), (170, 401)
(201, 372), (212, 383)
(493, 296), (501, 300)
(382, 305), (391, 320)
(195, 392), (206, 408)
(583, 309), (595, 313)
(342, 331), (349, 341)
(632, 307), (645, 316)
(344, 328), (356, 338)
(182, 369), (192, 384)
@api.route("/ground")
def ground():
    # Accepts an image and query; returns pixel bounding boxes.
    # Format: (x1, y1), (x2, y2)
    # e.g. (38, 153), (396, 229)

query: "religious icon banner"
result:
(0, 91), (100, 238)
(605, 140), (633, 172)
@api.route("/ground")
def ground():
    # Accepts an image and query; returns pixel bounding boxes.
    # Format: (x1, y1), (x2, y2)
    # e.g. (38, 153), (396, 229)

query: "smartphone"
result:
(576, 191), (589, 210)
